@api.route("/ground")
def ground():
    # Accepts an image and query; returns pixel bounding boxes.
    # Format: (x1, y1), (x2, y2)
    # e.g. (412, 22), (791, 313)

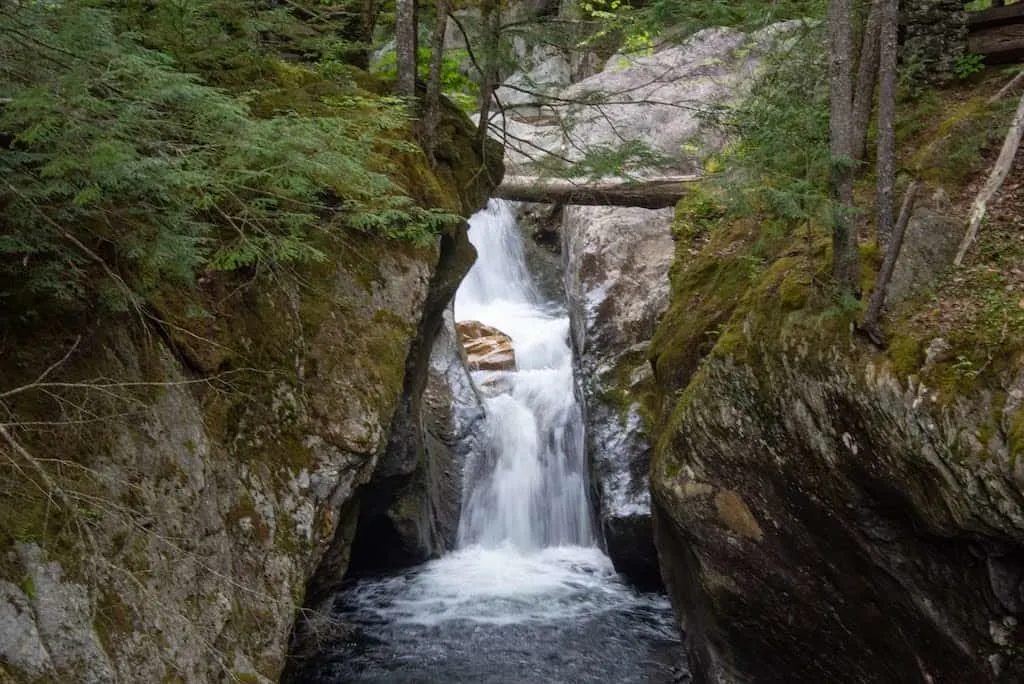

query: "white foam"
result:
(342, 545), (667, 627)
(455, 200), (592, 549)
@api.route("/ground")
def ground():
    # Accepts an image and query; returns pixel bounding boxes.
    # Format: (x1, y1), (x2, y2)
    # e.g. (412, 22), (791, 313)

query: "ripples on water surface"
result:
(308, 546), (682, 683)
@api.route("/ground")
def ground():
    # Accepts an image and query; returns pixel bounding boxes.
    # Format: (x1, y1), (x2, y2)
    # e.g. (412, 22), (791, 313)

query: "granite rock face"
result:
(549, 26), (791, 586)
(647, 166), (1024, 680)
(0, 101), (499, 683)
(652, 344), (1024, 683)
(1, 241), (435, 684)
(562, 205), (674, 588)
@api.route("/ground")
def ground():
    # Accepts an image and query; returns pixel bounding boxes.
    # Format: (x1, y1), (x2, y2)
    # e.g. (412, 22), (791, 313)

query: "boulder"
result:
(885, 188), (962, 305)
(652, 345), (1024, 683)
(457, 320), (517, 371)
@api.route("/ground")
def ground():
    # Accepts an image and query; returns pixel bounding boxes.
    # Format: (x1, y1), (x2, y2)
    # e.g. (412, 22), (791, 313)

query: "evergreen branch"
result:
(2, 179), (147, 323)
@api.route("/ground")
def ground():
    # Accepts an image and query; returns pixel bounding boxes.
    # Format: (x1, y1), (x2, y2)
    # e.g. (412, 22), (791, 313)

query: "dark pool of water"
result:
(292, 546), (688, 684)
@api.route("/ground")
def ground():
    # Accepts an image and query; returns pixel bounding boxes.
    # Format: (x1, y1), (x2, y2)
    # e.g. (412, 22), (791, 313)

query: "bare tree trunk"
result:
(422, 0), (448, 164)
(862, 180), (919, 345)
(476, 0), (500, 144)
(396, 0), (418, 98)
(875, 0), (899, 248)
(852, 0), (882, 162)
(829, 0), (861, 296)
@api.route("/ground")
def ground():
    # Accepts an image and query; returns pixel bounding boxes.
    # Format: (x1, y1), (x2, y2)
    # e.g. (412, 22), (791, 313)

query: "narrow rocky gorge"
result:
(5, 2), (1024, 681)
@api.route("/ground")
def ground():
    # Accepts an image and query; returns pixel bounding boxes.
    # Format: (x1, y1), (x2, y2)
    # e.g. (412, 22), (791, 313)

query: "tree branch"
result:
(954, 90), (1024, 265)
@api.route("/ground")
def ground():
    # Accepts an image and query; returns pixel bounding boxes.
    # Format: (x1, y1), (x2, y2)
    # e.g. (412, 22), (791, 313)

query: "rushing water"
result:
(304, 200), (684, 683)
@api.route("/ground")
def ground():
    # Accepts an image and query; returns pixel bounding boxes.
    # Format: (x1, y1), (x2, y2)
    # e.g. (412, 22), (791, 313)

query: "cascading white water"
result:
(314, 200), (681, 683)
(454, 199), (593, 550)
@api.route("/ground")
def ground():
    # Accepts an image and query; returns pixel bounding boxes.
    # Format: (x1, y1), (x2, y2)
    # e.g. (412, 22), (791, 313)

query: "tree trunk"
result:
(875, 0), (899, 248)
(422, 0), (448, 163)
(862, 180), (919, 345)
(828, 0), (861, 296)
(494, 175), (700, 208)
(852, 0), (882, 162)
(396, 0), (418, 98)
(476, 0), (500, 143)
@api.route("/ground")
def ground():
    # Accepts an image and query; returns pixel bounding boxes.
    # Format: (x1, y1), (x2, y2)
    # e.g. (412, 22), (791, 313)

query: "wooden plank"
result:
(967, 3), (1024, 29)
(969, 23), (1024, 63)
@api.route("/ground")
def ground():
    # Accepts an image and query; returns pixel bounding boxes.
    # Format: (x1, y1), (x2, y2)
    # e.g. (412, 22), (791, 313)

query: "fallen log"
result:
(493, 174), (700, 209)
(967, 2), (1024, 30)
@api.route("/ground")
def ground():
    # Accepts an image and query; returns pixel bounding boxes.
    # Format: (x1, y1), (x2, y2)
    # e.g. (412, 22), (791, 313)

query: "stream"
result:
(302, 200), (684, 683)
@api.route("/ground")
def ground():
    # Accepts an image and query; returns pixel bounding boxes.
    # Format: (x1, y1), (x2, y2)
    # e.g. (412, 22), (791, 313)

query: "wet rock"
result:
(476, 372), (516, 398)
(540, 25), (794, 588)
(347, 304), (486, 575)
(457, 320), (517, 371)
(563, 205), (674, 587)
(514, 202), (565, 303)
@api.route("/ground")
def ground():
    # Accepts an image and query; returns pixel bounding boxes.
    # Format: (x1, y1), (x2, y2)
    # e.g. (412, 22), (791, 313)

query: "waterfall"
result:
(454, 199), (593, 550)
(310, 200), (682, 683)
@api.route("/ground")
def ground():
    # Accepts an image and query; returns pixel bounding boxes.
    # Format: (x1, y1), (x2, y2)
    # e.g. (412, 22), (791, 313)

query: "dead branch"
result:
(990, 68), (1024, 104)
(954, 90), (1024, 265)
(861, 180), (920, 346)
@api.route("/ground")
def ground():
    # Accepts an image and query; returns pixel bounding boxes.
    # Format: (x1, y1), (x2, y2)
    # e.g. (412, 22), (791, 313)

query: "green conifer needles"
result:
(0, 3), (452, 313)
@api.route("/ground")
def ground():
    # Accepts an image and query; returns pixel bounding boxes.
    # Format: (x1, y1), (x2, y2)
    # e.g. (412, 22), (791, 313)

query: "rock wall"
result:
(648, 167), (1024, 680)
(0, 101), (500, 683)
(544, 26), (791, 586)
(1, 240), (437, 684)
(653, 343), (1024, 683)
(903, 0), (968, 84)
(562, 205), (674, 588)
(342, 230), (480, 577)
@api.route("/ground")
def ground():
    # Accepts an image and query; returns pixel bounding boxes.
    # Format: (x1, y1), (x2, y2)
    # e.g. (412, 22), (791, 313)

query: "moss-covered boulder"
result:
(0, 91), (501, 684)
(648, 165), (1024, 682)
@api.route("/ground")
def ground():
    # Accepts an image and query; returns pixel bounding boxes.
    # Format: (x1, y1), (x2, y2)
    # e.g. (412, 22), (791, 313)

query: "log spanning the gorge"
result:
(494, 175), (700, 209)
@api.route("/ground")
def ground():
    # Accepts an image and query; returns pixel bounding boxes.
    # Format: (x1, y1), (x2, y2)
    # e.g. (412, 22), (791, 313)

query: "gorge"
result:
(3, 1), (1024, 683)
(289, 200), (681, 683)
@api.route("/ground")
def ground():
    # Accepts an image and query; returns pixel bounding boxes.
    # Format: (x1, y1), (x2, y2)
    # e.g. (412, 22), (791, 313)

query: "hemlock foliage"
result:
(711, 26), (831, 225)
(0, 1), (457, 314)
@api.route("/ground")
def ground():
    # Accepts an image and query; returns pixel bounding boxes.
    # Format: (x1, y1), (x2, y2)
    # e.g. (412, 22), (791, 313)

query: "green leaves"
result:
(0, 1), (451, 312)
(709, 25), (832, 224)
